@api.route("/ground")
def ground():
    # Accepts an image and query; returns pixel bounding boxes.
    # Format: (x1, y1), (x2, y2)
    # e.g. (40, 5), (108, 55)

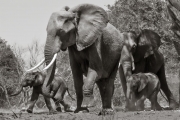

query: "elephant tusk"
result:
(132, 62), (135, 71)
(130, 54), (135, 71)
(26, 59), (45, 72)
(118, 62), (121, 68)
(43, 53), (57, 70)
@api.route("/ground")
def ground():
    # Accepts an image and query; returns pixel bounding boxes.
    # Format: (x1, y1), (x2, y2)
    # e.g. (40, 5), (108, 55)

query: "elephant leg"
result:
(69, 50), (87, 113)
(126, 91), (136, 111)
(27, 89), (39, 113)
(60, 100), (74, 112)
(43, 96), (55, 113)
(52, 98), (62, 112)
(97, 67), (117, 115)
(118, 65), (128, 109)
(70, 65), (87, 113)
(149, 92), (162, 111)
(136, 96), (146, 111)
(97, 79), (114, 115)
(53, 87), (65, 112)
(157, 65), (179, 109)
(54, 88), (73, 112)
(73, 73), (88, 113)
(83, 67), (98, 96)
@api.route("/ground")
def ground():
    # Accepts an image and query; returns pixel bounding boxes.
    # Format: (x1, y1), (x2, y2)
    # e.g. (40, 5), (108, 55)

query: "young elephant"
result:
(10, 71), (74, 113)
(127, 73), (162, 111)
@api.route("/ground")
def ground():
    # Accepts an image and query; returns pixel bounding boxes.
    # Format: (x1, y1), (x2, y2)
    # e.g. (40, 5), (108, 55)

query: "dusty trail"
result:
(0, 108), (180, 120)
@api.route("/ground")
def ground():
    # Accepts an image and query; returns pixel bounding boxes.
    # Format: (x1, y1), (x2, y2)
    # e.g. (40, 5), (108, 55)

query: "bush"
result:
(0, 38), (23, 108)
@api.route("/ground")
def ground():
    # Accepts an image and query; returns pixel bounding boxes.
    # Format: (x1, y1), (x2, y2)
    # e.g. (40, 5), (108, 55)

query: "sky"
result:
(0, 0), (116, 48)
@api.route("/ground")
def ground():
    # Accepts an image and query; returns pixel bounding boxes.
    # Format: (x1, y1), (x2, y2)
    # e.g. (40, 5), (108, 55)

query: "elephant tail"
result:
(160, 89), (168, 102)
(67, 88), (75, 101)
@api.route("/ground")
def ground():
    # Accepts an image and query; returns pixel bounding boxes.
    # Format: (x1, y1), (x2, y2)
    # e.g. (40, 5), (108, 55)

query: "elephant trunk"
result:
(10, 84), (23, 96)
(42, 35), (60, 97)
(126, 84), (136, 110)
(126, 84), (131, 100)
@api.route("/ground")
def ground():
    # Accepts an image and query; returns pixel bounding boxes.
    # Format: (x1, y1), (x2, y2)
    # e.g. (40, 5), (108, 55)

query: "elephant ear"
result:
(70, 4), (109, 51)
(136, 29), (161, 60)
(138, 73), (148, 92)
(33, 72), (45, 86)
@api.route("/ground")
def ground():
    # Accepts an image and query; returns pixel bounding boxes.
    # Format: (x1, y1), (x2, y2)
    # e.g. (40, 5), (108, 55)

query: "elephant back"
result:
(102, 23), (124, 51)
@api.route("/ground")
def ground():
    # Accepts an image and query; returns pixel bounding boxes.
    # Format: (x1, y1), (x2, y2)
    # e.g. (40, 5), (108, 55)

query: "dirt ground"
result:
(0, 107), (180, 120)
(0, 75), (179, 120)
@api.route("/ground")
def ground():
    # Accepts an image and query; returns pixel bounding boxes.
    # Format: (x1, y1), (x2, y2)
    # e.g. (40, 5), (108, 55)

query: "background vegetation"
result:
(0, 0), (179, 109)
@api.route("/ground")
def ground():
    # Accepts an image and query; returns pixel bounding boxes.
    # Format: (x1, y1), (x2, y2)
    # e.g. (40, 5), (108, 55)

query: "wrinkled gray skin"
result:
(42, 4), (125, 114)
(10, 71), (74, 113)
(168, 0), (180, 11)
(119, 29), (178, 111)
(127, 73), (162, 111)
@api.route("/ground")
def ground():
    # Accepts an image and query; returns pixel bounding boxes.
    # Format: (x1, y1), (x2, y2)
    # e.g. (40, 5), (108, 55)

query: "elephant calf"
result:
(127, 72), (162, 111)
(11, 71), (74, 113)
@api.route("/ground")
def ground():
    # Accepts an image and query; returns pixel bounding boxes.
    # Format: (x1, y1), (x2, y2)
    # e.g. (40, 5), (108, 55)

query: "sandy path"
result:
(0, 108), (180, 120)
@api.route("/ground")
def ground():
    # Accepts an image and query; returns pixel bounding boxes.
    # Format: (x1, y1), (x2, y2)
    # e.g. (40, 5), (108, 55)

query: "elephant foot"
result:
(74, 107), (89, 113)
(125, 103), (136, 111)
(125, 107), (136, 112)
(82, 95), (94, 107)
(64, 106), (75, 112)
(169, 100), (179, 110)
(49, 110), (57, 115)
(26, 109), (33, 113)
(87, 99), (96, 108)
(137, 107), (144, 111)
(152, 107), (163, 111)
(98, 108), (114, 115)
(154, 103), (163, 111)
(56, 107), (62, 112)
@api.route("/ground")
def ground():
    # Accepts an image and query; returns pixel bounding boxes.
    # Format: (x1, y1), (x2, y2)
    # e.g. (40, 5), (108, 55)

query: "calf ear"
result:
(34, 73), (44, 86)
(138, 74), (148, 92)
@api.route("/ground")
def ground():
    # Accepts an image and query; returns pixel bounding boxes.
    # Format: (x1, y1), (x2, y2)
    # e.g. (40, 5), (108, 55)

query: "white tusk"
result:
(130, 54), (135, 71)
(118, 62), (121, 68)
(43, 53), (57, 70)
(26, 59), (45, 72)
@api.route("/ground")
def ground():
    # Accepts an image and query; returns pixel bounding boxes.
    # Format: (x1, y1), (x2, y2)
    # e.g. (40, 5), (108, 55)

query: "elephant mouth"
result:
(61, 47), (67, 51)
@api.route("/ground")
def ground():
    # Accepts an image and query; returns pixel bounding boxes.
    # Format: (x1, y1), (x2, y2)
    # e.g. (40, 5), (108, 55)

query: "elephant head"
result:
(133, 29), (161, 62)
(126, 73), (148, 110)
(42, 4), (108, 97)
(10, 71), (45, 96)
(127, 73), (148, 95)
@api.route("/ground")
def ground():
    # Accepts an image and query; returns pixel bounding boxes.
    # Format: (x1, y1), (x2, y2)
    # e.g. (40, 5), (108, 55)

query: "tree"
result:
(0, 38), (23, 108)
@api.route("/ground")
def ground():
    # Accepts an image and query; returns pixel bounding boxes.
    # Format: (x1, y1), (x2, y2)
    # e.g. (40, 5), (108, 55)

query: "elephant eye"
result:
(64, 19), (69, 23)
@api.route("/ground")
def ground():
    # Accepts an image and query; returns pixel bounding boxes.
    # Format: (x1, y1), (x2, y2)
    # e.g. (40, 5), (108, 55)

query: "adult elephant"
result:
(119, 29), (178, 110)
(37, 4), (124, 114)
